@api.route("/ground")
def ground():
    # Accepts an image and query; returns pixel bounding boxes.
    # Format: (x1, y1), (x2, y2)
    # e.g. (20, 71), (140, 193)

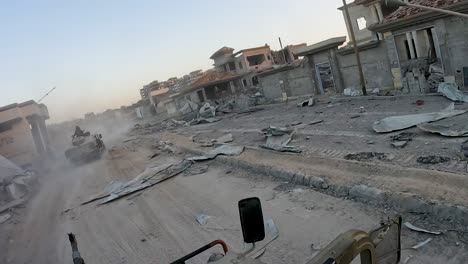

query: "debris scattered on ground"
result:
(298, 98), (315, 107)
(417, 155), (450, 164)
(373, 103), (466, 133)
(225, 170), (232, 174)
(0, 199), (25, 214)
(82, 160), (192, 205)
(289, 121), (303, 126)
(411, 238), (433, 249)
(147, 151), (160, 160)
(309, 120), (323, 125)
(195, 214), (211, 225)
(200, 142), (215, 147)
(344, 152), (392, 162)
(403, 255), (414, 264)
(0, 213), (11, 224)
(404, 222), (442, 235)
(366, 140), (375, 144)
(350, 115), (360, 119)
(427, 62), (444, 92)
(343, 87), (361, 97)
(416, 100), (425, 106)
(390, 132), (415, 142)
(390, 132), (415, 148)
(260, 126), (301, 153)
(184, 164), (209, 176)
(199, 103), (217, 118)
(188, 145), (245, 161)
(391, 141), (408, 148)
(438, 82), (468, 102)
(418, 123), (468, 137)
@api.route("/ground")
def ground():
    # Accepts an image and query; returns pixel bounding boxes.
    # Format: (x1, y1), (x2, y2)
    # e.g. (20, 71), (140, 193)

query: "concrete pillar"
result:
(375, 3), (384, 22)
(30, 120), (45, 154)
(431, 27), (442, 60)
(406, 32), (416, 59)
(37, 118), (51, 152)
(412, 31), (422, 58)
(329, 48), (344, 93)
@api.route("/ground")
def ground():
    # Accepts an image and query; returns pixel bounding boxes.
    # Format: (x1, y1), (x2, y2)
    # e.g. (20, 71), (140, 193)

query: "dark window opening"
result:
(242, 79), (248, 87)
(238, 62), (243, 70)
(463, 67), (468, 89)
(228, 62), (236, 71)
(252, 76), (259, 86)
(197, 90), (205, 102)
(404, 40), (411, 60)
(412, 39), (418, 59)
(426, 29), (438, 60)
(267, 55), (271, 60)
(223, 64), (228, 72)
(247, 54), (266, 66)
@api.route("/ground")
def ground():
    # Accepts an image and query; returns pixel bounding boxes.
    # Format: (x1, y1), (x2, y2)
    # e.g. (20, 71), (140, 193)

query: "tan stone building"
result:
(0, 100), (50, 167)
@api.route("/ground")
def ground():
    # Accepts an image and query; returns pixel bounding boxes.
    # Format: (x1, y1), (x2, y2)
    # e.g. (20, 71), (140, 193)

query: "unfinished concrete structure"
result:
(369, 0), (468, 93)
(0, 101), (50, 167)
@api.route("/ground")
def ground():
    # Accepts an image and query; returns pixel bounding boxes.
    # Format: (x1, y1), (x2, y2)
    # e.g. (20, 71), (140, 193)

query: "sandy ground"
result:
(1, 128), (467, 264)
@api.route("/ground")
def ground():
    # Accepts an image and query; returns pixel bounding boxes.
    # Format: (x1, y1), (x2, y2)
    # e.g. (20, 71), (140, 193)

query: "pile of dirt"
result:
(417, 156), (450, 164)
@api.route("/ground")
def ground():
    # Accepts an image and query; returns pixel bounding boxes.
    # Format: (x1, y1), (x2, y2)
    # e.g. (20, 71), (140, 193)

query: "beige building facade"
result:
(0, 100), (50, 167)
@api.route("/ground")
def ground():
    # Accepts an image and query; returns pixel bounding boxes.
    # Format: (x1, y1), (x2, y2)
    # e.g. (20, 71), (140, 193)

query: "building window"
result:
(238, 62), (243, 70)
(356, 17), (367, 30)
(252, 76), (259, 86)
(228, 62), (236, 71)
(242, 79), (248, 87)
(267, 55), (271, 60)
(246, 54), (266, 66)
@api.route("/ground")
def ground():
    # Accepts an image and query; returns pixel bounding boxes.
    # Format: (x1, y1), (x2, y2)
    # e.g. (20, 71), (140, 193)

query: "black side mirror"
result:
(238, 197), (265, 243)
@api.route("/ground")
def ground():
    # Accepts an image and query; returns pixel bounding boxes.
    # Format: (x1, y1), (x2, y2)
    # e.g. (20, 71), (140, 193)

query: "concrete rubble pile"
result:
(0, 155), (35, 204)
(427, 63), (444, 93)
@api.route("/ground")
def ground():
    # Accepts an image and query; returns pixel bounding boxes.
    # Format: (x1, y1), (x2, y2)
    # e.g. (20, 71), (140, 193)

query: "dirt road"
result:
(2, 134), (467, 264)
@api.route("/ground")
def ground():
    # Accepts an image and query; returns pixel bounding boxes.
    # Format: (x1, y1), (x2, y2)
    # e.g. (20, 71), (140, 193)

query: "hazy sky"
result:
(0, 0), (349, 123)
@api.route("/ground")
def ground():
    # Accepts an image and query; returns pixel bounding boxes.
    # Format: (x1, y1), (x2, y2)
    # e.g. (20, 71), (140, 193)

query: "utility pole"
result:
(38, 86), (56, 103)
(278, 37), (288, 64)
(342, 0), (367, 96)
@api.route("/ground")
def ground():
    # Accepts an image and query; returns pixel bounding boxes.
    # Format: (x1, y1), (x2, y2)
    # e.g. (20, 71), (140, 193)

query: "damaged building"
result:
(368, 0), (468, 93)
(0, 101), (50, 167)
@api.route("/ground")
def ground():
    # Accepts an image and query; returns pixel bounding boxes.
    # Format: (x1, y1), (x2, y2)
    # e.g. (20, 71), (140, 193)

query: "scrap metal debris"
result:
(196, 214), (211, 225)
(260, 126), (301, 153)
(411, 238), (432, 249)
(438, 82), (468, 102)
(309, 120), (324, 125)
(404, 222), (442, 235)
(418, 123), (468, 137)
(417, 155), (450, 164)
(373, 103), (466, 133)
(188, 145), (245, 161)
(344, 152), (392, 162)
(390, 132), (415, 148)
(82, 160), (192, 205)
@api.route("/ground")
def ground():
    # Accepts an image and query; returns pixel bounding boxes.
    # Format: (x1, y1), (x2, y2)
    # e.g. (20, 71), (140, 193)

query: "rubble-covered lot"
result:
(175, 95), (468, 175)
(2, 94), (468, 264)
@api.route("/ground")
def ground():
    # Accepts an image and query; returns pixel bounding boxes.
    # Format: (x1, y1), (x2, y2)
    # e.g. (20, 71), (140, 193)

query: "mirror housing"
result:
(238, 197), (265, 243)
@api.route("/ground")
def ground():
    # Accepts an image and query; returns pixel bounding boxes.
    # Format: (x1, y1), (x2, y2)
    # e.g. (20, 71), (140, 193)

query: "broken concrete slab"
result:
(373, 103), (467, 133)
(215, 134), (233, 144)
(188, 145), (245, 161)
(184, 164), (209, 176)
(438, 82), (468, 102)
(418, 123), (468, 137)
(199, 103), (217, 118)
